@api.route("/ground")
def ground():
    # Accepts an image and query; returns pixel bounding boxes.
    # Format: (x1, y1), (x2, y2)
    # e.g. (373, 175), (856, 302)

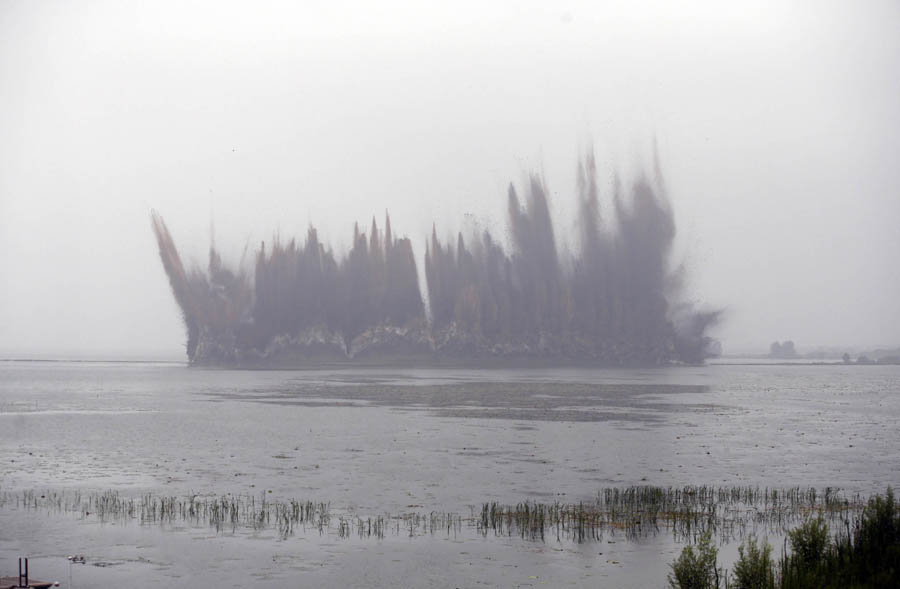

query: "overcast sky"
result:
(1, 0), (898, 359)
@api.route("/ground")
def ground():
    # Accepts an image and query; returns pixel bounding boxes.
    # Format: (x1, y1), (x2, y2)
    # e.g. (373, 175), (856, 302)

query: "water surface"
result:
(1, 361), (897, 587)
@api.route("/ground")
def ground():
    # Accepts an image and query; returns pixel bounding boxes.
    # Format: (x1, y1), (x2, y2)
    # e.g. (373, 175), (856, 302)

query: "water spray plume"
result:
(151, 153), (720, 366)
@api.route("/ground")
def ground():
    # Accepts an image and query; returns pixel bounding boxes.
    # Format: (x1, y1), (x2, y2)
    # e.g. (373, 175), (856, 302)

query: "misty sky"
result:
(1, 0), (898, 358)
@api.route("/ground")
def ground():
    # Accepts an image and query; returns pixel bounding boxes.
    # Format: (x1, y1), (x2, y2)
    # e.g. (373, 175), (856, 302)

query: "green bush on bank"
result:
(732, 535), (776, 589)
(667, 488), (899, 589)
(668, 532), (724, 589)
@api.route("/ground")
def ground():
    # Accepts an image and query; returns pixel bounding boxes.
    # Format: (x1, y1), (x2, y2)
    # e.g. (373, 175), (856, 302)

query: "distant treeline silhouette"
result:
(152, 152), (719, 366)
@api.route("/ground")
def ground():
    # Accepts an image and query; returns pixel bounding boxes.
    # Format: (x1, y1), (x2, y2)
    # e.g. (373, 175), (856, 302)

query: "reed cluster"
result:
(1, 485), (863, 545)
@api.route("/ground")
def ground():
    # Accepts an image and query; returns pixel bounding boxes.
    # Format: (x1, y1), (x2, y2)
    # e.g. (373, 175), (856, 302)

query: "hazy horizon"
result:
(2, 0), (899, 359)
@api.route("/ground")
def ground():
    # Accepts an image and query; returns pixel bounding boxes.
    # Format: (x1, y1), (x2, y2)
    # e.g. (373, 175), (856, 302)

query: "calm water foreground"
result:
(0, 360), (897, 587)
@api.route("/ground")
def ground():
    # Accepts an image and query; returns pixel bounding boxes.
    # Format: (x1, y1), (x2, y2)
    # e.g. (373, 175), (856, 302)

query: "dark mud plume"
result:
(152, 153), (720, 366)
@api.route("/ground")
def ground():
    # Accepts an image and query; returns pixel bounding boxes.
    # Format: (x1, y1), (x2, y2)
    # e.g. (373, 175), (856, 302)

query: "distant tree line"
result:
(770, 341), (798, 359)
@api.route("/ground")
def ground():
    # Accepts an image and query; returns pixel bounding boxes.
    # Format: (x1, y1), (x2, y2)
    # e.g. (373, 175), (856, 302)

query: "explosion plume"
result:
(152, 153), (720, 366)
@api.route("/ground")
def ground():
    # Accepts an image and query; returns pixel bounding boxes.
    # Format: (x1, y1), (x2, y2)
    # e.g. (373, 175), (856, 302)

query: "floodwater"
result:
(0, 360), (898, 587)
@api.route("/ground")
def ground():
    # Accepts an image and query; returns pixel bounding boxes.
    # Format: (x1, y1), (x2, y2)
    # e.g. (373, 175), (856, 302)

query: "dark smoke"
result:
(152, 153), (720, 366)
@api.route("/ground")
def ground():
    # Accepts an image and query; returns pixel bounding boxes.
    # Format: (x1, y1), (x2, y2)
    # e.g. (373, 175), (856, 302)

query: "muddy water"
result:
(1, 361), (898, 587)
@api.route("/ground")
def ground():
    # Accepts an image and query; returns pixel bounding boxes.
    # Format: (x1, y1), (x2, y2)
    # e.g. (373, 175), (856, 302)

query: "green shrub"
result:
(788, 517), (829, 568)
(668, 532), (724, 589)
(664, 489), (899, 589)
(848, 487), (899, 587)
(732, 535), (775, 589)
(779, 517), (831, 588)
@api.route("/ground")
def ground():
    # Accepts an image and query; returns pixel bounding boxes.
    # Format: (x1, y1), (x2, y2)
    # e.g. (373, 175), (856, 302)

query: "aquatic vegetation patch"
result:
(666, 488), (898, 588)
(1, 486), (863, 544)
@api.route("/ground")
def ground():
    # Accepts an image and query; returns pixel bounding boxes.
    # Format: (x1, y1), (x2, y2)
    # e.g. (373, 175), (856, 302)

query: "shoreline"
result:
(1, 357), (898, 368)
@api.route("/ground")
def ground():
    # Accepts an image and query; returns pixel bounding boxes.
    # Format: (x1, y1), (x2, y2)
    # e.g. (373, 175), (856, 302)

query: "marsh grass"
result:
(0, 486), (863, 544)
(475, 486), (860, 543)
